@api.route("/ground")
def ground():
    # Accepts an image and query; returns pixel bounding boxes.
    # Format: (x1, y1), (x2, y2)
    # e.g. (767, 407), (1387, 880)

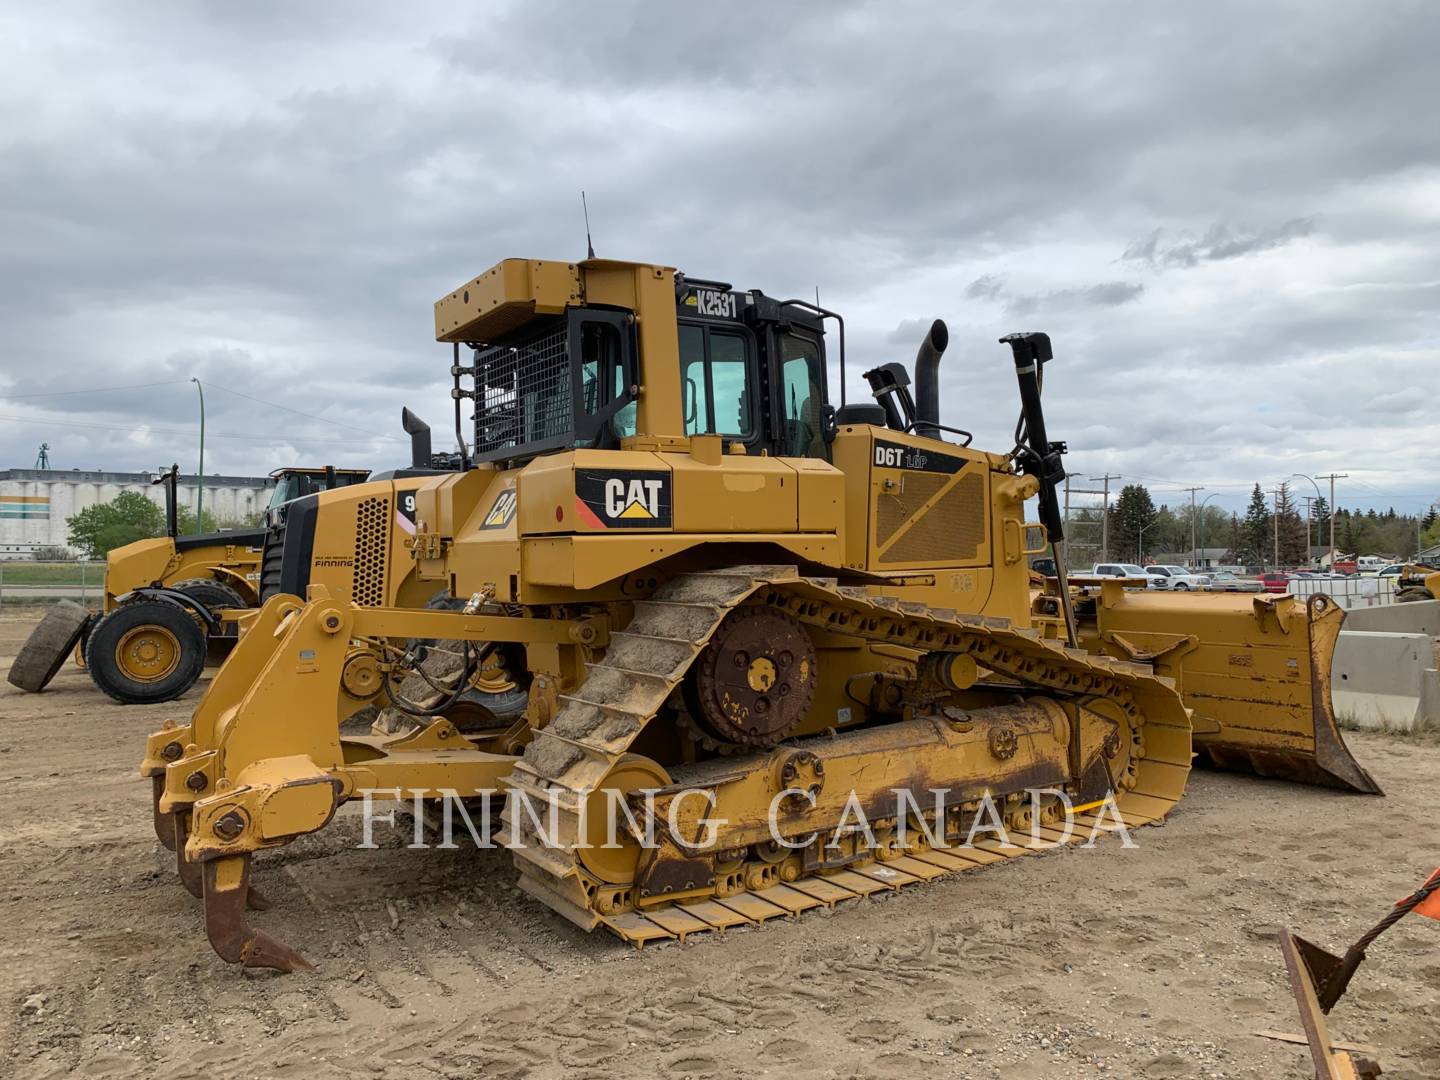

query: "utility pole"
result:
(191, 378), (206, 535)
(1271, 487), (1282, 570)
(1317, 472), (1348, 570)
(1183, 486), (1205, 568)
(1302, 496), (1314, 560)
(1090, 474), (1120, 562)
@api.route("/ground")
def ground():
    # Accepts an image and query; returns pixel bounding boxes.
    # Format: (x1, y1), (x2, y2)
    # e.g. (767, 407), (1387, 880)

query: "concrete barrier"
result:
(1342, 598), (1440, 637)
(1332, 629), (1440, 731)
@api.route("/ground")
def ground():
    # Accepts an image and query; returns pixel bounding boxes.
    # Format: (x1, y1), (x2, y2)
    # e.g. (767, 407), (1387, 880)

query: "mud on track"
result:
(1, 606), (1437, 1079)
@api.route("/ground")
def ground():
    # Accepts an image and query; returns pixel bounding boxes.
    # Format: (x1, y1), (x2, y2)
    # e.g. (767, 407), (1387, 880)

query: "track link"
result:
(500, 565), (1193, 944)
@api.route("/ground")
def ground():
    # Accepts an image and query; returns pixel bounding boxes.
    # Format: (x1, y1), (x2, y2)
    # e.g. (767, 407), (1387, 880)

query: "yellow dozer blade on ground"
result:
(1062, 581), (1380, 793)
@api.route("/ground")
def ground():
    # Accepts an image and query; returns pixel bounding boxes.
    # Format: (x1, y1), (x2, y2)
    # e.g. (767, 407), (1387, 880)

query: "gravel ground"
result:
(1, 605), (1437, 1079)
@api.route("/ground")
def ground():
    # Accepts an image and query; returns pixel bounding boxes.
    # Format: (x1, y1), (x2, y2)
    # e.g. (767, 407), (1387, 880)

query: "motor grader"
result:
(140, 257), (1376, 972)
(9, 464), (370, 703)
(1395, 563), (1440, 603)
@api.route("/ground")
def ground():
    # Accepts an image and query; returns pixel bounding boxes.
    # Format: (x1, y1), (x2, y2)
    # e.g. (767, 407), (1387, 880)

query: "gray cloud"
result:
(0, 1), (1435, 516)
(1122, 218), (1317, 269)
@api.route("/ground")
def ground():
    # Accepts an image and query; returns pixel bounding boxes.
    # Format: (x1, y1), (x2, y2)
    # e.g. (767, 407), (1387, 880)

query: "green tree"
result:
(66, 491), (166, 559)
(1224, 512), (1244, 565)
(1311, 494), (1330, 550)
(1241, 484), (1271, 568)
(1422, 505), (1440, 552)
(1275, 482), (1308, 566)
(176, 506), (219, 534)
(1109, 484), (1158, 562)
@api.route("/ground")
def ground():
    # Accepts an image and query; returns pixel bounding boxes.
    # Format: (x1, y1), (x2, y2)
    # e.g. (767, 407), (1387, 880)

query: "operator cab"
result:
(265, 467), (372, 511)
(675, 277), (831, 459)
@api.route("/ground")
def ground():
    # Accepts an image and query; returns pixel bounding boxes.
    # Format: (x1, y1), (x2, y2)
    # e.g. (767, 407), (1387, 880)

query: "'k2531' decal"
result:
(573, 469), (671, 529)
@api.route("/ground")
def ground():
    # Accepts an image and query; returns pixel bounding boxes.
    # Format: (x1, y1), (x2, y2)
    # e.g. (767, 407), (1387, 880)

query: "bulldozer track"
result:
(501, 565), (1193, 945)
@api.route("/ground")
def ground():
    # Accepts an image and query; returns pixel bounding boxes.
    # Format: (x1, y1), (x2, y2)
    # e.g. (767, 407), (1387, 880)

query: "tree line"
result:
(1064, 482), (1438, 569)
(63, 491), (260, 559)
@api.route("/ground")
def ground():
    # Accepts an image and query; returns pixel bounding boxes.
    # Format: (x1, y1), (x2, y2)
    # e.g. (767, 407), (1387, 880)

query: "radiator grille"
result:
(259, 519), (285, 601)
(352, 496), (389, 606)
(878, 471), (986, 565)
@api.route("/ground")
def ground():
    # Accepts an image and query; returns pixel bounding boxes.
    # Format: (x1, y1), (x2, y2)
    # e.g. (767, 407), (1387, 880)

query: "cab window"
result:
(679, 323), (753, 438)
(777, 332), (825, 457)
(576, 318), (636, 441)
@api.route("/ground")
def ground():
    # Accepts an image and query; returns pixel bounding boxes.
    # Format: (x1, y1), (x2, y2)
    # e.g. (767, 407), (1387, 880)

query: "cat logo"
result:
(480, 489), (517, 530)
(605, 477), (663, 519)
(574, 469), (672, 529)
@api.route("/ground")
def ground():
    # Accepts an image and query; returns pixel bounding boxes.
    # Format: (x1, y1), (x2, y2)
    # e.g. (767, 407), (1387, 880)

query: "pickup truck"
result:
(1089, 563), (1156, 585)
(1143, 565), (1210, 591)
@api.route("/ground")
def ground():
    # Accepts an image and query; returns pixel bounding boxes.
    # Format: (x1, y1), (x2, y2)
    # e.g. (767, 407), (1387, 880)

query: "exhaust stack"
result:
(401, 407), (432, 469)
(913, 319), (948, 438)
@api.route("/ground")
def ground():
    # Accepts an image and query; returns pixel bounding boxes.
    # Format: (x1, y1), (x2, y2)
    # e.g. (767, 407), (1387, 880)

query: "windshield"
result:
(1120, 565), (1145, 574)
(266, 475), (300, 510)
(1166, 566), (1190, 574)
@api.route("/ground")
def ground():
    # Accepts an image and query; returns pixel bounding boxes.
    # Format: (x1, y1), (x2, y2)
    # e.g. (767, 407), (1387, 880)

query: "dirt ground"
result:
(1, 606), (1437, 1080)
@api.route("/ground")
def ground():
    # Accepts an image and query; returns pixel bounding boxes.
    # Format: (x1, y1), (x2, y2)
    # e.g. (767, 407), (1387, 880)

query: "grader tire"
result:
(85, 600), (208, 705)
(7, 600), (92, 692)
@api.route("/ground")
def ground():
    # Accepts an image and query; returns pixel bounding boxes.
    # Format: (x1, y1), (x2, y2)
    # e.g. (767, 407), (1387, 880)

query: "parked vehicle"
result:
(1204, 571), (1265, 593)
(1355, 556), (1388, 574)
(1376, 564), (1405, 578)
(1089, 563), (1154, 584)
(1259, 572), (1292, 593)
(1143, 565), (1210, 590)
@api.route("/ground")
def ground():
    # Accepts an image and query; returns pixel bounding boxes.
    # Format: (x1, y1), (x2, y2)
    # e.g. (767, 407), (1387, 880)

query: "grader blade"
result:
(1091, 590), (1380, 794)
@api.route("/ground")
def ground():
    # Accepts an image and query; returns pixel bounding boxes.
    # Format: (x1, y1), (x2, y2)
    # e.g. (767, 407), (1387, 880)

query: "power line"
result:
(1, 379), (190, 399)
(0, 412), (394, 446)
(203, 380), (400, 438)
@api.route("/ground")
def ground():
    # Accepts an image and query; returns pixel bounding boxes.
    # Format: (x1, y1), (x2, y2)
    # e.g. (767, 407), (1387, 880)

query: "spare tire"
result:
(7, 600), (92, 692)
(85, 600), (208, 705)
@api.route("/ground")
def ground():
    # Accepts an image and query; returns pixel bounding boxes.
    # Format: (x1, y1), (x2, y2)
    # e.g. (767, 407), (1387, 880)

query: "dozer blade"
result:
(1092, 590), (1380, 794)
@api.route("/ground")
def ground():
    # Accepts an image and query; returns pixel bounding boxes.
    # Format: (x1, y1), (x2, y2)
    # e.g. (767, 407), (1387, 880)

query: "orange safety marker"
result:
(1409, 867), (1440, 921)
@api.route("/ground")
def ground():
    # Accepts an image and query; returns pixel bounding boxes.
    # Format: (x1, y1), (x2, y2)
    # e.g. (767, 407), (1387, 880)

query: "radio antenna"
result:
(582, 190), (596, 259)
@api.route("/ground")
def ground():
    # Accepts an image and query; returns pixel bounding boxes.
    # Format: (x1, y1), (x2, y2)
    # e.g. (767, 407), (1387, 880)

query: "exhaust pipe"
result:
(913, 319), (948, 439)
(401, 407), (432, 469)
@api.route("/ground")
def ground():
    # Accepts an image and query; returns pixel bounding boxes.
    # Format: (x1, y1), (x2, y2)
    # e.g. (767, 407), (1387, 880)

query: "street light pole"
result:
(1195, 492), (1220, 566)
(1291, 473), (1324, 565)
(1183, 486), (1206, 567)
(1316, 473), (1348, 571)
(191, 378), (205, 535)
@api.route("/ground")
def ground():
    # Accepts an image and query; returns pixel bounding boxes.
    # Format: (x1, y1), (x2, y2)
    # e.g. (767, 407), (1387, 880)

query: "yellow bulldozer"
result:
(140, 257), (1377, 972)
(9, 464), (371, 702)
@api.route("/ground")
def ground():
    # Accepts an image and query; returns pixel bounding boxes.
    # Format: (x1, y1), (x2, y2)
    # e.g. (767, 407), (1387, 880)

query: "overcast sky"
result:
(2, 2), (1436, 518)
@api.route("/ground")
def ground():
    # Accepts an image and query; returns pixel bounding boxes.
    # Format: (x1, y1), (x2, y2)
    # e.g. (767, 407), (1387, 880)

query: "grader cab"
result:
(140, 257), (1375, 971)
